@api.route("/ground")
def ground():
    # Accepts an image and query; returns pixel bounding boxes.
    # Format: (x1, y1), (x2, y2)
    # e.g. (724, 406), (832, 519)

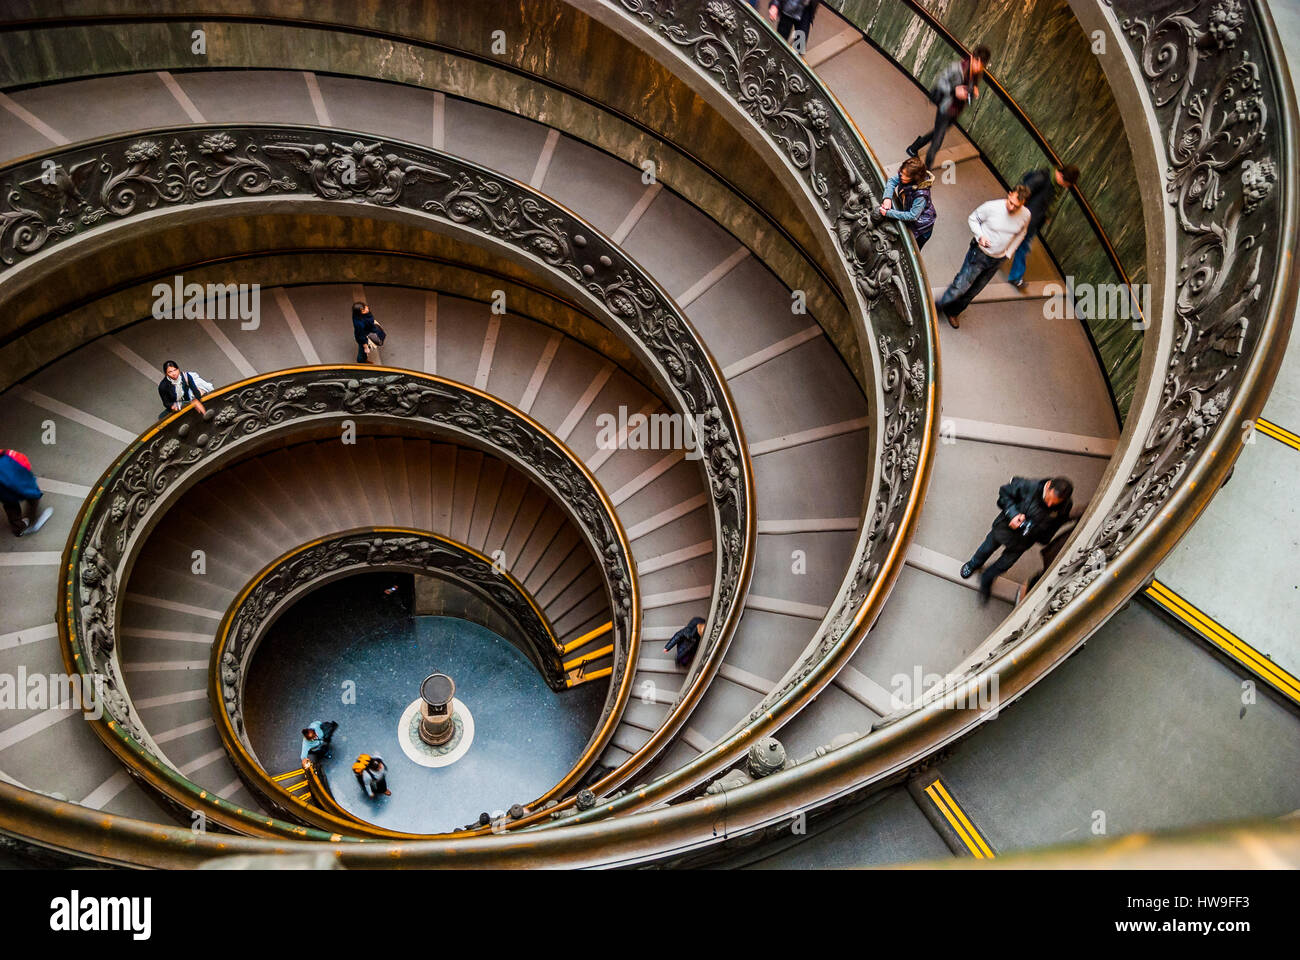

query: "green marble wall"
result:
(831, 0), (1146, 418)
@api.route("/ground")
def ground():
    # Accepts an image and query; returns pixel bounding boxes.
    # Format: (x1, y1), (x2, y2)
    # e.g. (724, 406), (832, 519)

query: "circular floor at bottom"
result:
(242, 573), (607, 833)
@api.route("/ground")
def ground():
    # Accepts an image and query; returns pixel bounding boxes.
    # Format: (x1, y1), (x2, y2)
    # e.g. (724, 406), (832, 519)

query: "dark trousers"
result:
(778, 14), (799, 39)
(938, 240), (1004, 318)
(968, 528), (1027, 597)
(914, 229), (932, 250)
(3, 498), (40, 537)
(909, 108), (955, 171)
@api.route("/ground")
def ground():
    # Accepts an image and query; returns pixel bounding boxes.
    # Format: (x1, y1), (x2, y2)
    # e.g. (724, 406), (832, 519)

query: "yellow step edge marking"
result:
(561, 621), (613, 655)
(1146, 581), (1300, 703)
(272, 770), (305, 782)
(567, 666), (613, 687)
(924, 783), (985, 859)
(1255, 418), (1300, 451)
(285, 779), (310, 793)
(563, 644), (614, 672)
(1147, 581), (1300, 698)
(932, 780), (995, 859)
(1147, 581), (1294, 691)
(924, 781), (993, 859)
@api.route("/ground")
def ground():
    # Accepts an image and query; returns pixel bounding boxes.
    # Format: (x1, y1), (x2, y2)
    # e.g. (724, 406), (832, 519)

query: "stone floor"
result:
(242, 573), (607, 833)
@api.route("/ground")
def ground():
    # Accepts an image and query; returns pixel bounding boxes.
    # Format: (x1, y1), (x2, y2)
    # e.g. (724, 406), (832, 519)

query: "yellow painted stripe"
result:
(285, 779), (309, 793)
(932, 780), (994, 858)
(1147, 581), (1299, 696)
(1147, 581), (1287, 686)
(561, 621), (613, 655)
(563, 644), (613, 672)
(924, 783), (983, 858)
(924, 781), (992, 859)
(1255, 418), (1300, 451)
(1146, 581), (1300, 703)
(567, 666), (613, 687)
(272, 770), (305, 782)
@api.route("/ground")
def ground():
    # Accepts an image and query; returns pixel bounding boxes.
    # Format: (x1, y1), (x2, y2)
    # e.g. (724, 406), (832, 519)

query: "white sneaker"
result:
(21, 507), (53, 536)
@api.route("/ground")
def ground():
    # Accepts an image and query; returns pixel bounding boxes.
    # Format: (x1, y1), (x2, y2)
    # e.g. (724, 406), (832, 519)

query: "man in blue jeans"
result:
(1008, 164), (1079, 288)
(938, 185), (1030, 328)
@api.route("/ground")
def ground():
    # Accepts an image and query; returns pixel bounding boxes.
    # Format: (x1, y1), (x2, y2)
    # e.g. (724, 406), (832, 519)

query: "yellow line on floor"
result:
(924, 780), (994, 859)
(1146, 581), (1300, 704)
(561, 621), (613, 655)
(567, 666), (613, 687)
(1255, 418), (1300, 451)
(563, 644), (613, 672)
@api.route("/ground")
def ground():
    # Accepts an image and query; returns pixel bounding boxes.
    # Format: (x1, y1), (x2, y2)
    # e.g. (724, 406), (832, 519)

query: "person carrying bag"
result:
(352, 301), (387, 364)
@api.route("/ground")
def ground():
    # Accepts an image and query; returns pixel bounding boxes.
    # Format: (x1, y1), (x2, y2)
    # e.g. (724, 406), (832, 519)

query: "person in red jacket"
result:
(0, 449), (53, 537)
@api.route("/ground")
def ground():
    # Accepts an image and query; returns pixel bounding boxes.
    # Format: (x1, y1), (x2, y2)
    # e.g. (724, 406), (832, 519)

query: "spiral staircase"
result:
(0, 0), (1296, 867)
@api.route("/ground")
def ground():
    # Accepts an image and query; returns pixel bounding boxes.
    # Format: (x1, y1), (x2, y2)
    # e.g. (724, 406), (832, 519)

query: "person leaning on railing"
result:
(157, 360), (215, 420)
(879, 157), (938, 248)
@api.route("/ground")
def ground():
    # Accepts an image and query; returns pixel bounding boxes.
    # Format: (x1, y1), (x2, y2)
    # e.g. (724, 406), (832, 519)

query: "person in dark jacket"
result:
(664, 616), (706, 669)
(907, 45), (991, 171)
(776, 0), (818, 44)
(961, 476), (1073, 603)
(157, 361), (214, 420)
(353, 754), (391, 798)
(0, 448), (53, 537)
(352, 301), (386, 363)
(1008, 164), (1079, 288)
(880, 157), (937, 248)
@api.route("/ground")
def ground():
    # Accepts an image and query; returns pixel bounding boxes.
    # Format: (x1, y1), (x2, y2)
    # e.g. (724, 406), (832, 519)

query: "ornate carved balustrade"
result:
(556, 0), (1297, 850)
(0, 123), (757, 809)
(59, 367), (640, 837)
(1, 0), (1289, 868)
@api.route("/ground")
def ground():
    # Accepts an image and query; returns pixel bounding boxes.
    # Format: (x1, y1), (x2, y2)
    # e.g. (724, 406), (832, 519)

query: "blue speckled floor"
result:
(243, 574), (607, 833)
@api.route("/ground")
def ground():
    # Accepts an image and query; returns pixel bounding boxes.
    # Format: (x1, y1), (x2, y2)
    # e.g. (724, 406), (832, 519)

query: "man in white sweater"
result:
(938, 185), (1031, 328)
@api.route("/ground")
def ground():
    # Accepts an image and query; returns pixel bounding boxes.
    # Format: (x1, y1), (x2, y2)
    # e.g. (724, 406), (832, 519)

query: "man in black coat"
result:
(961, 476), (1073, 603)
(664, 616), (705, 669)
(1008, 164), (1078, 288)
